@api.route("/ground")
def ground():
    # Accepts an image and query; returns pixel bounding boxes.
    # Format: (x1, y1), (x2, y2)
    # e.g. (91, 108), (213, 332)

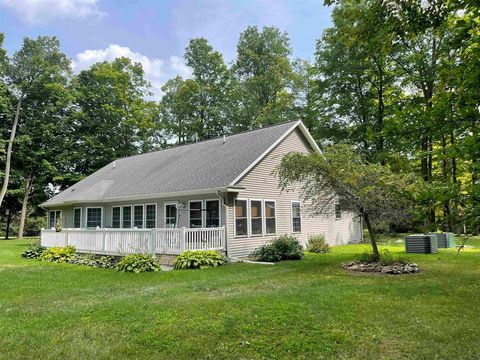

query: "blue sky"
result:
(0, 0), (332, 98)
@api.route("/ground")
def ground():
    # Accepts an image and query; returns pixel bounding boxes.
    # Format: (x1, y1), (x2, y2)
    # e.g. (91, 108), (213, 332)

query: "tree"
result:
(0, 36), (71, 211)
(277, 145), (418, 260)
(73, 57), (160, 174)
(233, 26), (296, 129)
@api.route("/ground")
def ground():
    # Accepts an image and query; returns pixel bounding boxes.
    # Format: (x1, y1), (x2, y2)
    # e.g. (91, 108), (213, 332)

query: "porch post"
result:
(149, 229), (155, 255)
(181, 227), (186, 253)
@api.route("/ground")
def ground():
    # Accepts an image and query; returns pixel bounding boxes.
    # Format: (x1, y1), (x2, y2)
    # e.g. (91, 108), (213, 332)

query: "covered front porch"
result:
(41, 227), (226, 256)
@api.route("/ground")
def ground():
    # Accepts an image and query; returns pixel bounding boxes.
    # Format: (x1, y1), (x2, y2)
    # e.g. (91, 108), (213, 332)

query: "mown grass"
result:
(0, 237), (479, 359)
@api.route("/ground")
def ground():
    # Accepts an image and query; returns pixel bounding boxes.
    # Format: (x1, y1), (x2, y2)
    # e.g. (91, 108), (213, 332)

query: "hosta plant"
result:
(116, 254), (161, 273)
(174, 250), (227, 270)
(21, 242), (46, 259)
(40, 246), (76, 263)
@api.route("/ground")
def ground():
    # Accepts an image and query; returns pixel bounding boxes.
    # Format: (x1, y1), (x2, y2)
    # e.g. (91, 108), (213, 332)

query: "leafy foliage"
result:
(40, 246), (75, 263)
(173, 250), (227, 270)
(355, 249), (408, 266)
(69, 254), (119, 269)
(251, 235), (304, 262)
(21, 242), (46, 259)
(116, 254), (161, 273)
(306, 234), (330, 254)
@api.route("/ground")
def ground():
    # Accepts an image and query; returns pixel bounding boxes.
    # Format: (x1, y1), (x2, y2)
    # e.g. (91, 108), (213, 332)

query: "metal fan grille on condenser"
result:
(405, 235), (438, 254)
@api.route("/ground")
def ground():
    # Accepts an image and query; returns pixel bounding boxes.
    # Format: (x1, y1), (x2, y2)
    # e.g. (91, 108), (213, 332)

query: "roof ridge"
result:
(114, 120), (300, 163)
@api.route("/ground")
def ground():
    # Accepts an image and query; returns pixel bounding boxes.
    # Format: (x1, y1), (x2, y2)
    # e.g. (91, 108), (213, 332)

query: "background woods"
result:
(1, 0), (479, 238)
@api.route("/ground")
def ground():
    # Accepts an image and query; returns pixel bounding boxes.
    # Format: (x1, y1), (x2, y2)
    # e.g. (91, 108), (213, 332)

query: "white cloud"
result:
(0, 0), (105, 24)
(72, 44), (192, 100)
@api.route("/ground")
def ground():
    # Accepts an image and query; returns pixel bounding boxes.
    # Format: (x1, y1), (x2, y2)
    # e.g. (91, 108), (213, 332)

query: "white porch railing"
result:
(40, 227), (226, 256)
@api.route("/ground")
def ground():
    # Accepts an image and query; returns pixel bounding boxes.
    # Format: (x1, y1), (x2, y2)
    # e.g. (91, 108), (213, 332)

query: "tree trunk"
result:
(363, 213), (380, 261)
(5, 206), (12, 240)
(0, 96), (23, 209)
(442, 135), (450, 231)
(18, 174), (34, 239)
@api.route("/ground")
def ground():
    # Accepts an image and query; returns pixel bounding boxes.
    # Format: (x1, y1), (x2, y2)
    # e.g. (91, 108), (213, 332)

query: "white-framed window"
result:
(122, 205), (132, 228)
(73, 208), (82, 228)
(86, 207), (102, 228)
(291, 201), (301, 233)
(234, 199), (248, 237)
(49, 210), (62, 229)
(205, 199), (220, 227)
(189, 200), (203, 228)
(112, 206), (121, 228)
(145, 204), (157, 228)
(165, 203), (177, 228)
(250, 199), (263, 236)
(264, 200), (276, 235)
(335, 203), (342, 220)
(133, 204), (144, 228)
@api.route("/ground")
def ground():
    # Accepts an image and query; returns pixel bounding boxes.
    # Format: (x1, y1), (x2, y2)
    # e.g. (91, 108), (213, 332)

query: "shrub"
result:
(306, 234), (330, 253)
(116, 254), (161, 273)
(355, 249), (404, 265)
(69, 254), (119, 269)
(40, 246), (76, 263)
(174, 250), (227, 270)
(251, 235), (304, 262)
(22, 242), (46, 259)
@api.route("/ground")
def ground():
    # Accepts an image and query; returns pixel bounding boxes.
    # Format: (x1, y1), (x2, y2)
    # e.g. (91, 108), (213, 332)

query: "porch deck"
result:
(40, 227), (226, 256)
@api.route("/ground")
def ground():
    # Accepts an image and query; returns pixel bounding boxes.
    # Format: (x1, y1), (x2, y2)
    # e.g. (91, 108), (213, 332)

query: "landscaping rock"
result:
(342, 260), (420, 275)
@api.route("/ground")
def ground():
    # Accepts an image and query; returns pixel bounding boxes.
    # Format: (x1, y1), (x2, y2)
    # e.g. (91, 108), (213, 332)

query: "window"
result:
(73, 208), (81, 228)
(206, 200), (220, 227)
(189, 201), (202, 228)
(134, 205), (144, 228)
(291, 202), (301, 233)
(122, 206), (132, 228)
(250, 200), (262, 236)
(49, 210), (62, 229)
(335, 203), (342, 220)
(112, 207), (121, 228)
(145, 204), (156, 228)
(165, 204), (177, 228)
(86, 207), (102, 228)
(235, 199), (248, 237)
(265, 201), (276, 235)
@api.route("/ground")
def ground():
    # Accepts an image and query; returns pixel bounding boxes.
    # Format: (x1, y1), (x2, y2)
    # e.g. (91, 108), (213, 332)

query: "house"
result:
(41, 120), (363, 258)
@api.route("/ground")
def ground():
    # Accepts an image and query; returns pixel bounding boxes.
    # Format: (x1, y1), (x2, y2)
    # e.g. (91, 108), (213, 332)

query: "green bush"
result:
(174, 250), (227, 270)
(69, 254), (119, 269)
(40, 246), (76, 263)
(306, 234), (330, 253)
(21, 242), (46, 259)
(116, 254), (161, 273)
(251, 235), (304, 262)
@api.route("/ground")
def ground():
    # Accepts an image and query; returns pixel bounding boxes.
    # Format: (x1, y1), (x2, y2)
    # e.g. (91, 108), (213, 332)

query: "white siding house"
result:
(41, 121), (362, 257)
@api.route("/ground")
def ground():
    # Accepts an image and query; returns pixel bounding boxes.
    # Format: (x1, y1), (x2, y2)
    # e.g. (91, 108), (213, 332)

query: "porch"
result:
(40, 227), (226, 256)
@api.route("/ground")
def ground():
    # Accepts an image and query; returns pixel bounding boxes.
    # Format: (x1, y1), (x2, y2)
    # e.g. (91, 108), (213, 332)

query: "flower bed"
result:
(342, 260), (420, 274)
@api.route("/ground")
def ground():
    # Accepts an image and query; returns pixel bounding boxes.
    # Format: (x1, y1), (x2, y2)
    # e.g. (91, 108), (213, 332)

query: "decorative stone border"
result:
(342, 261), (420, 275)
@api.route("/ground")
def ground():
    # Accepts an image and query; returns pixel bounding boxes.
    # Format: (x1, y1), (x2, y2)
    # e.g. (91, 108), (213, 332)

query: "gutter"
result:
(41, 186), (246, 208)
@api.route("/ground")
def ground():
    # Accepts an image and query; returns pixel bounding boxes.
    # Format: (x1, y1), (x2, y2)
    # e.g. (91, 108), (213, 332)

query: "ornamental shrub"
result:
(251, 235), (304, 262)
(69, 254), (119, 269)
(306, 234), (330, 253)
(22, 242), (46, 259)
(116, 254), (161, 273)
(40, 246), (76, 263)
(174, 250), (227, 270)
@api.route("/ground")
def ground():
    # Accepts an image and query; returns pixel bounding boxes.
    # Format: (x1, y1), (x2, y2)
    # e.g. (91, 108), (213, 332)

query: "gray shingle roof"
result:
(44, 121), (300, 206)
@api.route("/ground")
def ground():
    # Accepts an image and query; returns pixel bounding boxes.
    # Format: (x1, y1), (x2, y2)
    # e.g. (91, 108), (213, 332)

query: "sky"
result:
(0, 0), (332, 98)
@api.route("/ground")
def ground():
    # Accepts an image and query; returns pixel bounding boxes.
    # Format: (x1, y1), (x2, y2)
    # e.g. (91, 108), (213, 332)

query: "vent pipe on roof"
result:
(223, 135), (226, 144)
(112, 161), (116, 169)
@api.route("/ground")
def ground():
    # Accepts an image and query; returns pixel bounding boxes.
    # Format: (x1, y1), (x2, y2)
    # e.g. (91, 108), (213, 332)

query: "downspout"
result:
(216, 190), (229, 256)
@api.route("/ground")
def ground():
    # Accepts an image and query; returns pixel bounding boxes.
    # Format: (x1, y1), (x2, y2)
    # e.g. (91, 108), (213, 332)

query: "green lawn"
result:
(0, 238), (479, 359)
